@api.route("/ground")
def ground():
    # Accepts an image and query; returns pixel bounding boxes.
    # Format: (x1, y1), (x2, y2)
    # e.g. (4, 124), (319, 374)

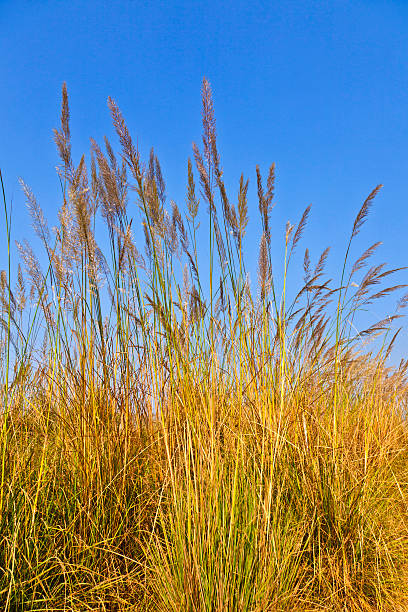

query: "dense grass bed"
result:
(0, 80), (407, 610)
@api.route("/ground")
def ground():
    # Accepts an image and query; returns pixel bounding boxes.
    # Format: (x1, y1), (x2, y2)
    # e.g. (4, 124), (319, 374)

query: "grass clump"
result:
(0, 79), (407, 611)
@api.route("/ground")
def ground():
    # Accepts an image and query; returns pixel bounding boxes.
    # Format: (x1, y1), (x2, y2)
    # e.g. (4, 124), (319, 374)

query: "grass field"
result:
(0, 80), (407, 611)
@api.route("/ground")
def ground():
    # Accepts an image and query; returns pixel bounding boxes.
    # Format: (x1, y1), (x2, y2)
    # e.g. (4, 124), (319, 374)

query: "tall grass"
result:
(0, 79), (407, 611)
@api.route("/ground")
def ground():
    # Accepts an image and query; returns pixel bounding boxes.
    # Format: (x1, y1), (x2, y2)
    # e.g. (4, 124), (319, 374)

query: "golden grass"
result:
(0, 79), (407, 610)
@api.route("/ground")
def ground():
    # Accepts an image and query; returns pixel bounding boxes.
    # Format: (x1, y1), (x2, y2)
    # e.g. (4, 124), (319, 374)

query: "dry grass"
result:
(0, 79), (407, 611)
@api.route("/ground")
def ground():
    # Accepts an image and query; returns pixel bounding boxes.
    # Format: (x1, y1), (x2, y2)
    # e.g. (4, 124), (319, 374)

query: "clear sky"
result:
(1, 0), (407, 359)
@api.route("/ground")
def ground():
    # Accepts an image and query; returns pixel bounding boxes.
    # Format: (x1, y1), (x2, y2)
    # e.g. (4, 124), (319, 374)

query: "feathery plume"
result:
(193, 142), (214, 213)
(104, 136), (117, 173)
(258, 231), (271, 300)
(237, 174), (249, 248)
(108, 96), (143, 184)
(350, 241), (382, 278)
(189, 285), (205, 322)
(292, 205), (311, 251)
(351, 184), (382, 239)
(186, 158), (199, 220)
(314, 247), (331, 278)
(201, 77), (217, 173)
(19, 179), (50, 248)
(303, 248), (311, 282)
(53, 82), (72, 177)
(16, 240), (43, 296)
(155, 156), (166, 206)
(182, 263), (190, 311)
(16, 264), (26, 312)
(91, 139), (124, 224)
(257, 164), (275, 243)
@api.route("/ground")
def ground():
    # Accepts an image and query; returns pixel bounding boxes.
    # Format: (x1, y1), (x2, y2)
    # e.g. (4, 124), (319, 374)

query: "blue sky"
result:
(1, 0), (407, 359)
